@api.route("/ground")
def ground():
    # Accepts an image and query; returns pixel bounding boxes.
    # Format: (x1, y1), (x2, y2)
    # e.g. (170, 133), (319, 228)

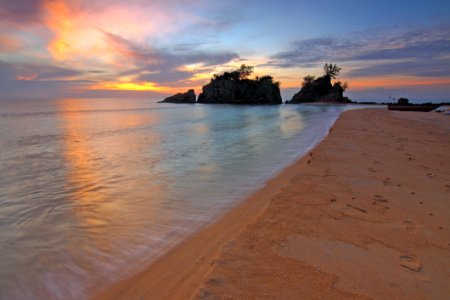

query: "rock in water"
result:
(158, 89), (196, 103)
(290, 75), (347, 103)
(197, 76), (282, 105)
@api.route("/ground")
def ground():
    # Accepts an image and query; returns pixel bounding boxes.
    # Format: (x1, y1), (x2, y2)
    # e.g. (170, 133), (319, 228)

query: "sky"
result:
(0, 0), (449, 102)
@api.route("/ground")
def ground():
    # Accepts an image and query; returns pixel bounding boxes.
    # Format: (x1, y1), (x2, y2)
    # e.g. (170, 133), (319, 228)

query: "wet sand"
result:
(95, 108), (450, 299)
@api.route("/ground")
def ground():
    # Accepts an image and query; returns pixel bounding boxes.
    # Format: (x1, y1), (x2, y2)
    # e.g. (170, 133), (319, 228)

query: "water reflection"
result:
(278, 106), (305, 137)
(53, 98), (176, 297)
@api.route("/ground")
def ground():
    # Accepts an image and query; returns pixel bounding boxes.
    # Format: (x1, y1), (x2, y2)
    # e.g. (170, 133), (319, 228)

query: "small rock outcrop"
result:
(158, 89), (196, 103)
(197, 66), (282, 105)
(289, 63), (351, 104)
(290, 75), (348, 103)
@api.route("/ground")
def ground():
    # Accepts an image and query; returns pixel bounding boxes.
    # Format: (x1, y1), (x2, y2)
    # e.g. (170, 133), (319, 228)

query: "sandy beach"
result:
(95, 108), (450, 299)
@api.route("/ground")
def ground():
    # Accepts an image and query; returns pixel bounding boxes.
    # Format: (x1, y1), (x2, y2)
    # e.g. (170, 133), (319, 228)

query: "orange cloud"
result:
(42, 0), (182, 65)
(16, 74), (38, 81)
(44, 0), (72, 59)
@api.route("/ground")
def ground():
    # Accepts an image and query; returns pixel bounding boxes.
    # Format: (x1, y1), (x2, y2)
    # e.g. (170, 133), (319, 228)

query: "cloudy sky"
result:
(0, 0), (449, 101)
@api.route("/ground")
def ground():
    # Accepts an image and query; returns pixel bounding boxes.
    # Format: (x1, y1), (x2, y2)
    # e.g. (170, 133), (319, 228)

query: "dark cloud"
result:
(0, 60), (90, 99)
(352, 39), (450, 61)
(103, 31), (239, 84)
(0, 0), (44, 24)
(348, 59), (450, 77)
(0, 61), (83, 80)
(137, 70), (194, 83)
(269, 24), (450, 78)
(270, 37), (364, 66)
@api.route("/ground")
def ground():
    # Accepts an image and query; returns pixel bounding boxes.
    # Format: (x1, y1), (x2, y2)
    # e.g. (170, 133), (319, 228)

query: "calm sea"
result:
(0, 98), (360, 298)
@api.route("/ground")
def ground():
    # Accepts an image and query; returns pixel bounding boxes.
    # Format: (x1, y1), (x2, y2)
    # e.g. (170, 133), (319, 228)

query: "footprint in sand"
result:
(372, 194), (388, 205)
(398, 255), (422, 272)
(382, 178), (393, 186)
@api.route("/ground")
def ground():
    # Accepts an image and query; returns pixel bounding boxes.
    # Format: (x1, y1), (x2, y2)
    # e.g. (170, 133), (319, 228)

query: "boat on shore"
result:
(387, 104), (440, 112)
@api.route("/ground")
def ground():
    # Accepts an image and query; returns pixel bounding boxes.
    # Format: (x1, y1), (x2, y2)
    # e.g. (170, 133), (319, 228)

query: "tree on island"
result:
(335, 80), (349, 92)
(302, 75), (316, 87)
(212, 64), (255, 81)
(301, 63), (347, 91)
(237, 64), (254, 79)
(323, 63), (341, 79)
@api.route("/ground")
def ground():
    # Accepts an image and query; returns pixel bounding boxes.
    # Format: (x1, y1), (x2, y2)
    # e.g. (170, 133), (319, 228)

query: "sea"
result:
(0, 98), (366, 299)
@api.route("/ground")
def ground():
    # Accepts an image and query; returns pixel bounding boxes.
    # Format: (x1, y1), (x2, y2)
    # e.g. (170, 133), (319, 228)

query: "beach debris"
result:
(372, 195), (388, 205)
(307, 152), (313, 164)
(346, 204), (367, 213)
(398, 255), (422, 272)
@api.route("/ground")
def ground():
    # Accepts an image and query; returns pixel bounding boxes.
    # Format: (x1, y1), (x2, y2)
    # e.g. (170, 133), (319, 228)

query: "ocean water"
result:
(0, 98), (358, 298)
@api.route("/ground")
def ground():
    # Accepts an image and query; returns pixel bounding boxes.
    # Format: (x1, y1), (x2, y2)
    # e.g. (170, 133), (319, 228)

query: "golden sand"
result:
(95, 109), (450, 299)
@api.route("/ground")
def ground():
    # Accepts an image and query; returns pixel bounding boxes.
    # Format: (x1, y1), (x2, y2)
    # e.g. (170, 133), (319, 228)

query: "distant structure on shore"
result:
(159, 65), (282, 105)
(287, 63), (351, 104)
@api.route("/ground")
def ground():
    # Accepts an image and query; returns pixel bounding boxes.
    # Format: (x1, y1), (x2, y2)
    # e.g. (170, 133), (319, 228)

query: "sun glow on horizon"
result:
(91, 82), (169, 92)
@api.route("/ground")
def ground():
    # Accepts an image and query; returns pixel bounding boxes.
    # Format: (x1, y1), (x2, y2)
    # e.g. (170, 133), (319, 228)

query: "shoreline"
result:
(94, 108), (449, 299)
(93, 112), (320, 299)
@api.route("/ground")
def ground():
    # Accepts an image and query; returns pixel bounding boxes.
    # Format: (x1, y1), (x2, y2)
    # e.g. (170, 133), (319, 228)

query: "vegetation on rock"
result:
(289, 63), (351, 103)
(198, 65), (282, 104)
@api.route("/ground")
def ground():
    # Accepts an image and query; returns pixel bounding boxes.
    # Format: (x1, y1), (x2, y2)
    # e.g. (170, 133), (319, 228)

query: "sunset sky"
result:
(0, 0), (449, 101)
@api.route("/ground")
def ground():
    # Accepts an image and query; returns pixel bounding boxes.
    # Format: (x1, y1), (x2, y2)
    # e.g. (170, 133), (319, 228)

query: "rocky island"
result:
(158, 89), (196, 103)
(159, 63), (351, 105)
(197, 65), (282, 105)
(288, 63), (351, 103)
(159, 65), (282, 105)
